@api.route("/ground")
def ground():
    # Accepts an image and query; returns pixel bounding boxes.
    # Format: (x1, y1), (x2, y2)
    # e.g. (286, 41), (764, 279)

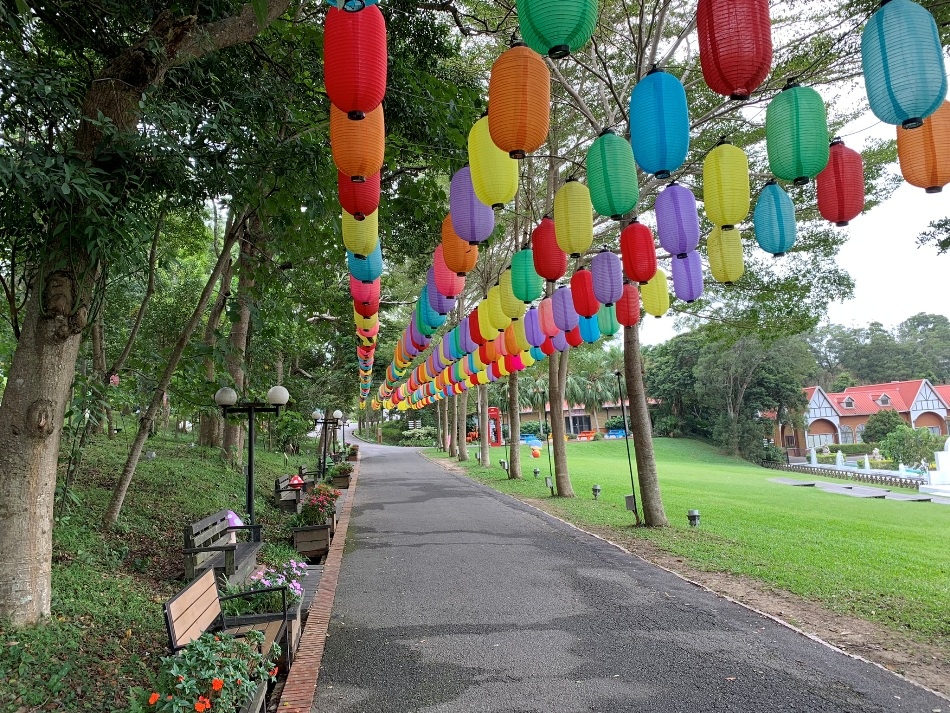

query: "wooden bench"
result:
(184, 510), (263, 584)
(274, 474), (314, 514)
(576, 430), (598, 441)
(163, 569), (292, 669)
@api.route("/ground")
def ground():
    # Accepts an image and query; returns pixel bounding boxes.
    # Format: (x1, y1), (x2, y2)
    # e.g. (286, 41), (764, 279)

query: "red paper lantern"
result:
(566, 325), (583, 347)
(480, 339), (498, 364)
(469, 309), (487, 346)
(541, 336), (556, 356)
(338, 170), (381, 220)
(620, 221), (658, 284)
(616, 283), (641, 327)
(532, 217), (567, 282)
(353, 298), (379, 318)
(570, 269), (599, 317)
(696, 0), (772, 101)
(350, 276), (381, 304)
(324, 5), (388, 120)
(816, 138), (865, 226)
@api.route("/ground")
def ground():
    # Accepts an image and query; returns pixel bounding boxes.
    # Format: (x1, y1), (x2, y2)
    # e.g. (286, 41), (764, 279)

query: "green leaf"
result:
(14, 0), (28, 15)
(251, 0), (269, 26)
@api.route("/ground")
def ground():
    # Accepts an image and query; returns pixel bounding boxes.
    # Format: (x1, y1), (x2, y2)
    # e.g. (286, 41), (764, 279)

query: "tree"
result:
(880, 426), (941, 467)
(917, 218), (950, 255)
(862, 409), (907, 444)
(830, 371), (857, 393)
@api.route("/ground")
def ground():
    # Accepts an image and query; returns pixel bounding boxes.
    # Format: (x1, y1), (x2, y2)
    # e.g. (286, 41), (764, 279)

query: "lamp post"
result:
(614, 370), (641, 525)
(333, 409), (344, 451)
(215, 385), (290, 536)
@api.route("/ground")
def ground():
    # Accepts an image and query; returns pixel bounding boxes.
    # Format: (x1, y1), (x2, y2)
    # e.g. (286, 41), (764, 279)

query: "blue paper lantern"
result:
(753, 180), (797, 256)
(862, 0), (947, 130)
(579, 315), (601, 343)
(347, 244), (383, 283)
(530, 346), (546, 361)
(417, 286), (447, 329)
(629, 68), (690, 179)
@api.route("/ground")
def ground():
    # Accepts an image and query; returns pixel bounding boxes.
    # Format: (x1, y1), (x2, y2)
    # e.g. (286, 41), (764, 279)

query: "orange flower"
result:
(236, 679), (242, 686)
(148, 692), (160, 705)
(195, 703), (206, 713)
(178, 676), (185, 682)
(269, 666), (278, 677)
(211, 679), (224, 691)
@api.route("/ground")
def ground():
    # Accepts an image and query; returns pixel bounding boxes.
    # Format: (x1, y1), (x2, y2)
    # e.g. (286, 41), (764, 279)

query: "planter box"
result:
(331, 473), (351, 489)
(346, 454), (358, 461)
(292, 524), (330, 559)
(239, 680), (267, 713)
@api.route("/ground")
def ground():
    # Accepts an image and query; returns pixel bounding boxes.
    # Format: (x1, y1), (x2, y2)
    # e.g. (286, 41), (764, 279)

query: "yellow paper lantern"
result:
(512, 320), (532, 352)
(477, 299), (497, 337)
(500, 269), (527, 320)
(487, 285), (512, 331)
(707, 226), (745, 284)
(703, 141), (750, 228)
(553, 179), (593, 257)
(469, 116), (519, 208)
(520, 349), (536, 368)
(353, 308), (379, 330)
(641, 270), (670, 317)
(342, 209), (379, 258)
(477, 370), (491, 385)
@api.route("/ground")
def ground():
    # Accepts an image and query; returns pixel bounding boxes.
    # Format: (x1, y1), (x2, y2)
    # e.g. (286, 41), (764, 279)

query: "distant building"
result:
(779, 379), (950, 450)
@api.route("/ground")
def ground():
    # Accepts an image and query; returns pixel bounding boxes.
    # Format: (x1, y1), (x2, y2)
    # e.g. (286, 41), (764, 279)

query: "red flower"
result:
(269, 666), (278, 677)
(211, 678), (224, 691)
(148, 692), (160, 705)
(236, 679), (242, 686)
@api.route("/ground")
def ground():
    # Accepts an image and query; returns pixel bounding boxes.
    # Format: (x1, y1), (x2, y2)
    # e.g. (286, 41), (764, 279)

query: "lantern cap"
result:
(715, 136), (731, 146)
(598, 128), (615, 137)
(901, 117), (924, 130)
(829, 136), (844, 146)
(548, 44), (570, 59)
(765, 178), (777, 186)
(782, 77), (800, 90)
(647, 63), (661, 75)
(347, 110), (366, 121)
(351, 175), (366, 183)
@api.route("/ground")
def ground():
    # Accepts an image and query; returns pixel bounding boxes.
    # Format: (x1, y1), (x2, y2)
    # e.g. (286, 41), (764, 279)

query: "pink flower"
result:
(109, 374), (120, 386)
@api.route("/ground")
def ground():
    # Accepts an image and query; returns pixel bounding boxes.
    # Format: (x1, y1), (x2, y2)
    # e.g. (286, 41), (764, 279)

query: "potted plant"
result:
(133, 630), (278, 713)
(289, 483), (341, 559)
(329, 461), (353, 489)
(346, 443), (359, 462)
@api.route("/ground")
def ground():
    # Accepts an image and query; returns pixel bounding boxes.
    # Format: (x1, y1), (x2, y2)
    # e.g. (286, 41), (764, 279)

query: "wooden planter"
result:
(238, 680), (267, 713)
(331, 473), (351, 489)
(292, 524), (331, 559)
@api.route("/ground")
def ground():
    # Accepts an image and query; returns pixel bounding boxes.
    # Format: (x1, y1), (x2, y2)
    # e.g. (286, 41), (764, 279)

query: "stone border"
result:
(277, 456), (359, 712)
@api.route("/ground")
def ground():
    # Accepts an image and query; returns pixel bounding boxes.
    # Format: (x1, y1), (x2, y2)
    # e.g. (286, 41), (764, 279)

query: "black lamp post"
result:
(333, 409), (344, 451)
(614, 370), (641, 525)
(215, 385), (289, 537)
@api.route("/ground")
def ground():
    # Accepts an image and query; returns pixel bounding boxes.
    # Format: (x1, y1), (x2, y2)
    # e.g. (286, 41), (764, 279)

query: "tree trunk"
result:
(624, 325), (668, 527)
(197, 255), (233, 448)
(478, 384), (490, 466)
(457, 390), (469, 462)
(102, 225), (241, 527)
(222, 229), (256, 464)
(90, 311), (107, 435)
(549, 350), (575, 497)
(508, 370), (522, 479)
(447, 396), (457, 457)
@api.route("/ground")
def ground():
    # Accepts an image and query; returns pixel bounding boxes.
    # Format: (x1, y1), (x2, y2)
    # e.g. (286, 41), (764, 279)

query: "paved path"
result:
(313, 442), (945, 712)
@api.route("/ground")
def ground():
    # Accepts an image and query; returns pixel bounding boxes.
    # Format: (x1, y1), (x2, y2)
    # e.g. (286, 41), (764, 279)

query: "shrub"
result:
(880, 426), (941, 466)
(520, 421), (543, 436)
(592, 432), (604, 441)
(828, 443), (879, 455)
(604, 415), (626, 431)
(653, 415), (683, 438)
(862, 409), (907, 444)
(400, 425), (437, 446)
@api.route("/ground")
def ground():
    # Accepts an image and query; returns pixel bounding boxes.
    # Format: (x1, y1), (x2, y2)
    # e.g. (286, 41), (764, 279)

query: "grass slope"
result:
(0, 432), (316, 712)
(430, 438), (950, 647)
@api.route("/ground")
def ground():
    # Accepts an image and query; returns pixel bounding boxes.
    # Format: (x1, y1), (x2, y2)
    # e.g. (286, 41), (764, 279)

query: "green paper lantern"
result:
(596, 303), (620, 336)
(765, 81), (829, 185)
(516, 0), (598, 59)
(586, 130), (640, 220)
(511, 249), (544, 303)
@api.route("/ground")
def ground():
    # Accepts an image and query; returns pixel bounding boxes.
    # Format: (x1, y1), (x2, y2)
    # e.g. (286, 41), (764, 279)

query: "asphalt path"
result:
(313, 440), (946, 712)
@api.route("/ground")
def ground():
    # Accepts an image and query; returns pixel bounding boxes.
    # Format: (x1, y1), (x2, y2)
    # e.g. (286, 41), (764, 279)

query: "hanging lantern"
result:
(505, 324), (521, 354)
(696, 0), (772, 100)
(540, 336), (556, 356)
(597, 304), (621, 336)
(656, 183), (700, 257)
(515, 0), (597, 59)
(350, 276), (381, 304)
(553, 331), (569, 352)
(426, 269), (457, 315)
(468, 116), (519, 208)
(671, 251), (704, 303)
(450, 167), (495, 244)
(469, 309), (487, 346)
(578, 316), (601, 344)
(629, 67), (690, 179)
(347, 243), (383, 283)
(538, 296), (560, 337)
(511, 249), (543, 303)
(433, 244), (466, 297)
(530, 345), (546, 361)
(324, 5), (387, 120)
(330, 103), (385, 181)
(353, 308), (378, 331)
(500, 269), (527, 320)
(590, 249), (623, 306)
(753, 180), (797, 256)
(511, 320), (532, 351)
(480, 339), (498, 365)
(488, 44), (551, 159)
(487, 286), (511, 332)
(338, 170), (380, 220)
(707, 226), (745, 284)
(816, 138), (865, 225)
(570, 269), (598, 317)
(862, 0), (947, 130)
(341, 209), (379, 258)
(896, 100), (950, 193)
(442, 215), (479, 275)
(703, 140), (750, 228)
(552, 286), (579, 332)
(641, 271), (670, 317)
(620, 221), (657, 285)
(524, 307), (546, 346)
(417, 286), (446, 330)
(566, 326), (584, 348)
(586, 129), (639, 219)
(532, 217), (567, 281)
(765, 81), (829, 185)
(554, 179), (593, 257)
(353, 298), (379, 319)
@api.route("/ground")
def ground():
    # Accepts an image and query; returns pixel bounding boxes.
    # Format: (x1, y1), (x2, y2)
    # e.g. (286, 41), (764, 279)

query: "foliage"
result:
(862, 409), (908, 444)
(880, 427), (942, 467)
(400, 425), (438, 446)
(519, 420), (544, 436)
(603, 416), (626, 431)
(290, 484), (340, 528)
(131, 631), (278, 713)
(825, 442), (880, 455)
(272, 411), (312, 454)
(653, 415), (684, 438)
(258, 541), (302, 569)
(219, 559), (308, 616)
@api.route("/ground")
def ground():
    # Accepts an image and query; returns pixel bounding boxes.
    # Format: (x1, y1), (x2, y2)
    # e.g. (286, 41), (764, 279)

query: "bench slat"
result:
(223, 619), (285, 655)
(166, 571), (222, 649)
(186, 510), (231, 537)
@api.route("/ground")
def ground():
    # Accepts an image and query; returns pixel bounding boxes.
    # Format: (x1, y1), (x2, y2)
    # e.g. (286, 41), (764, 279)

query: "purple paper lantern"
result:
(590, 249), (624, 305)
(656, 183), (700, 258)
(426, 268), (457, 315)
(552, 286), (579, 332)
(461, 320), (478, 353)
(671, 250), (704, 303)
(450, 167), (495, 244)
(552, 330), (569, 352)
(408, 316), (425, 350)
(524, 307), (546, 347)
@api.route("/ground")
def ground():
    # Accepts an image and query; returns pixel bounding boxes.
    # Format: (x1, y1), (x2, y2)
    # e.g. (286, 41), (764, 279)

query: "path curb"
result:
(277, 457), (360, 712)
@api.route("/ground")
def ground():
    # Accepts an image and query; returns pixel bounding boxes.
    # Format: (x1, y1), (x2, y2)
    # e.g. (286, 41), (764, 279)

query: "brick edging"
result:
(278, 457), (360, 712)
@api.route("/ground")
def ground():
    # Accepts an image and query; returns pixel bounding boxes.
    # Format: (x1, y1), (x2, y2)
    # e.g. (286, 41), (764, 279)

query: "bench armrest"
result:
(228, 524), (263, 542)
(183, 544), (236, 554)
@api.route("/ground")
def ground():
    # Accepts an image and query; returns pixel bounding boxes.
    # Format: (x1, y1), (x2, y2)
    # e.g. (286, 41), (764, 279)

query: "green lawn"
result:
(428, 438), (950, 647)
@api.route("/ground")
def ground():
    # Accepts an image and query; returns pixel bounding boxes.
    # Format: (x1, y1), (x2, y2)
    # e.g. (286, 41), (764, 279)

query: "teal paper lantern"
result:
(516, 0), (598, 59)
(596, 304), (620, 336)
(579, 315), (601, 343)
(586, 130), (640, 220)
(511, 249), (544, 303)
(765, 81), (830, 185)
(862, 0), (947, 130)
(629, 68), (690, 179)
(753, 180), (797, 256)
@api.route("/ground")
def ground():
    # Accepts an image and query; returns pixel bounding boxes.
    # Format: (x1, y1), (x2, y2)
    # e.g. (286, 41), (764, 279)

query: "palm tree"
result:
(520, 372), (548, 435)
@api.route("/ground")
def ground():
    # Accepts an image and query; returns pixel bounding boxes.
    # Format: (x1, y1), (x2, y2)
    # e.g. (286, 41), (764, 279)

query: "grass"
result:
(0, 430), (320, 712)
(428, 438), (950, 647)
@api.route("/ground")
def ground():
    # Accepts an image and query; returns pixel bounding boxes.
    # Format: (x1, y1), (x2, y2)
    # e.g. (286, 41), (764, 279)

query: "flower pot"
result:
(292, 524), (331, 559)
(239, 680), (267, 713)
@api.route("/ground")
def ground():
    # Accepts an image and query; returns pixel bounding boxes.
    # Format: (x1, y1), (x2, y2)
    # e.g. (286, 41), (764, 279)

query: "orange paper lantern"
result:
(330, 103), (385, 181)
(442, 215), (479, 275)
(488, 44), (551, 159)
(896, 100), (950, 194)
